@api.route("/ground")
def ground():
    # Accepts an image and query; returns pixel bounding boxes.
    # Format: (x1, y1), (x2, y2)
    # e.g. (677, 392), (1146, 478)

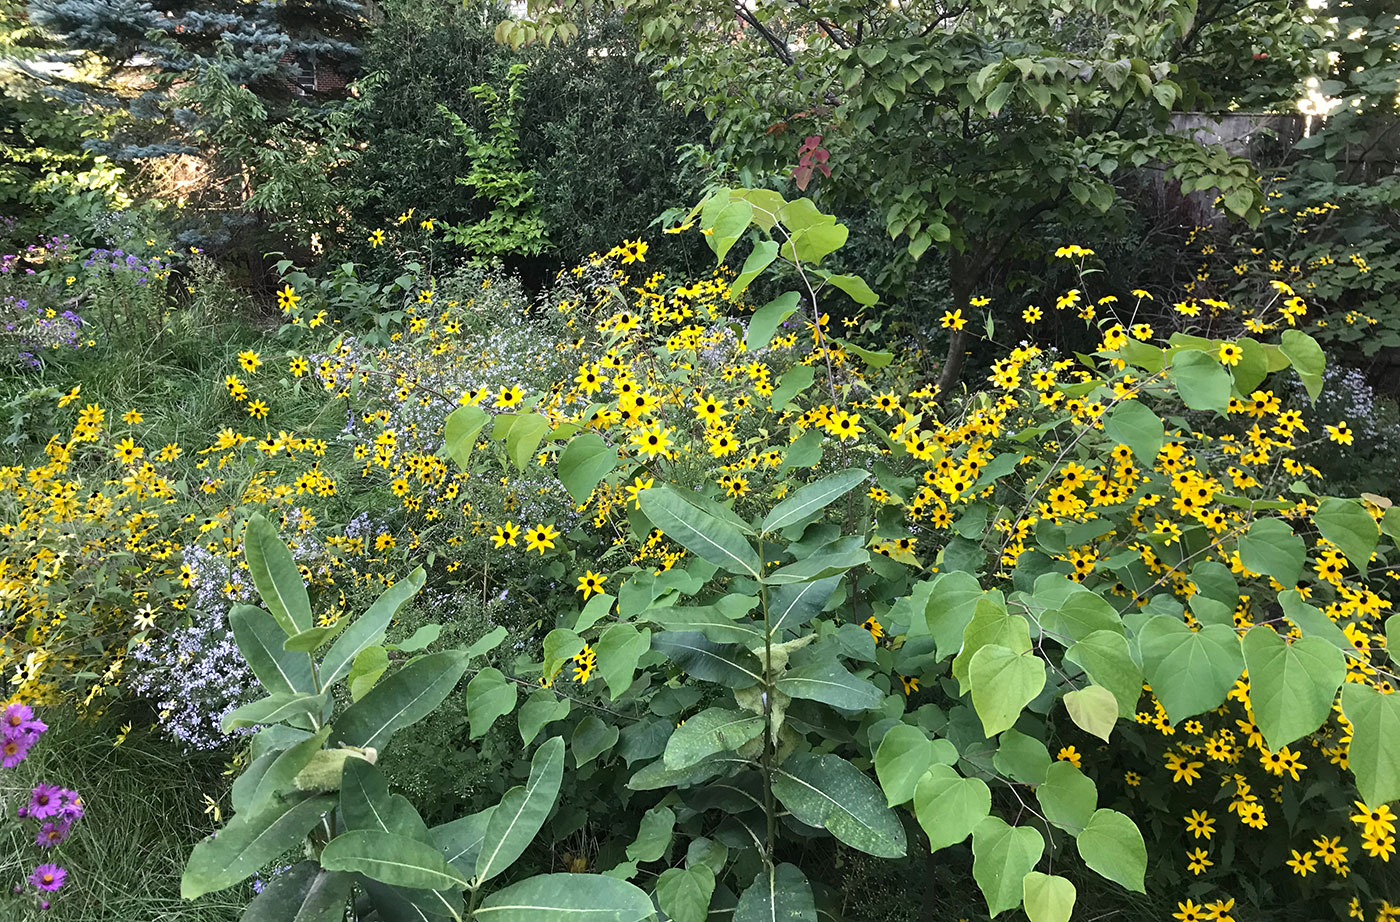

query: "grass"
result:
(0, 708), (247, 922)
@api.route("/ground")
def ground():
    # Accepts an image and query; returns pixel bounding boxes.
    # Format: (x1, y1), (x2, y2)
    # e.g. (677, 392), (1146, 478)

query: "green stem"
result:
(757, 535), (777, 866)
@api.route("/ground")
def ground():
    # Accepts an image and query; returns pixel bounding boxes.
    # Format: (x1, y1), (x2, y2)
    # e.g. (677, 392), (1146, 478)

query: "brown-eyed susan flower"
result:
(525, 523), (560, 554)
(631, 424), (672, 459)
(113, 438), (143, 464)
(577, 570), (606, 599)
(1326, 421), (1354, 445)
(491, 522), (520, 548)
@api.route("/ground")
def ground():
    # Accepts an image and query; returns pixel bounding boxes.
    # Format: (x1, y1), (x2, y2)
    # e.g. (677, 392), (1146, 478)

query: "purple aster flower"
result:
(2, 703), (41, 734)
(1, 733), (35, 767)
(36, 821), (69, 849)
(28, 864), (66, 892)
(56, 790), (83, 822)
(27, 785), (63, 820)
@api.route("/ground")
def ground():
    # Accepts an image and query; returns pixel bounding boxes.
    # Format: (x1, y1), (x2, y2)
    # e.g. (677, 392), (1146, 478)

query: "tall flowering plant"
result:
(1, 703), (83, 912)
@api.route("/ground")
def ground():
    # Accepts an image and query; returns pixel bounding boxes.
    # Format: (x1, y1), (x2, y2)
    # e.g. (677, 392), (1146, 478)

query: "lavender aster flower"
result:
(28, 864), (66, 892)
(27, 785), (64, 820)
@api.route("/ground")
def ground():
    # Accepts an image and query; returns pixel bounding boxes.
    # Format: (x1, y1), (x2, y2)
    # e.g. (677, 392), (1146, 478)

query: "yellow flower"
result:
(1054, 244), (1095, 258)
(1185, 847), (1212, 875)
(246, 400), (269, 420)
(1165, 751), (1204, 785)
(941, 309), (967, 331)
(277, 284), (300, 312)
(289, 356), (309, 377)
(1351, 802), (1396, 838)
(1326, 421), (1354, 445)
(1286, 849), (1318, 876)
(693, 394), (727, 426)
(525, 523), (560, 554)
(368, 229), (385, 247)
(238, 351), (262, 373)
(1205, 898), (1236, 922)
(577, 570), (607, 599)
(1362, 829), (1396, 861)
(625, 476), (653, 508)
(491, 522), (521, 548)
(862, 617), (885, 641)
(1022, 305), (1042, 323)
(122, 409), (144, 425)
(58, 385), (81, 407)
(572, 644), (597, 683)
(113, 437), (144, 464)
(825, 410), (865, 440)
(631, 424), (672, 459)
(1174, 899), (1207, 922)
(1218, 343), (1242, 366)
(1055, 745), (1082, 768)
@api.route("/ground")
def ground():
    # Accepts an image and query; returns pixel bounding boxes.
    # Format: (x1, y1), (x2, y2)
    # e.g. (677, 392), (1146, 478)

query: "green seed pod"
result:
(291, 745), (379, 793)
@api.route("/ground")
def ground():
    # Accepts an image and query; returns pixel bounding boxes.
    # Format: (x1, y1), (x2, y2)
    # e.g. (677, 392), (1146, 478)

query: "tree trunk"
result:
(935, 249), (975, 400)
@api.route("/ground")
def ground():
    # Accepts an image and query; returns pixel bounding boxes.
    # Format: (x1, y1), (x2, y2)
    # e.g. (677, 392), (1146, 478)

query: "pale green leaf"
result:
(1241, 627), (1344, 751)
(971, 816), (1044, 917)
(625, 805), (674, 863)
(244, 513), (312, 635)
(968, 645), (1046, 736)
(1076, 809), (1146, 893)
(1063, 685), (1119, 742)
(1022, 872), (1075, 922)
(557, 432), (619, 504)
(595, 623), (651, 700)
(444, 405), (489, 471)
(334, 651), (470, 750)
(761, 470), (869, 533)
(655, 865), (715, 922)
(913, 764), (991, 853)
(475, 873), (655, 922)
(476, 736), (565, 883)
(1136, 619), (1243, 723)
(1340, 683), (1400, 806)
(874, 724), (934, 807)
(746, 292), (801, 352)
(1313, 497), (1379, 574)
(1035, 762), (1097, 833)
(467, 667), (518, 740)
(320, 830), (468, 891)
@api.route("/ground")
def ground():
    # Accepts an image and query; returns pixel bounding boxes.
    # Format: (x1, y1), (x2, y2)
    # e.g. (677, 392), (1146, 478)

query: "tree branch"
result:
(734, 2), (795, 66)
